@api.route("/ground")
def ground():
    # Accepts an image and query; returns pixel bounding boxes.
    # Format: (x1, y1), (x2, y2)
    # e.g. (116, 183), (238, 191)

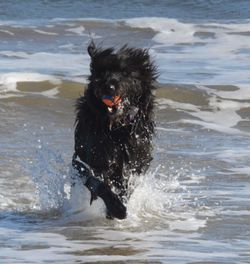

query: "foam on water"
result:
(157, 84), (250, 135)
(34, 29), (58, 36)
(1, 17), (250, 85)
(0, 52), (89, 84)
(0, 72), (61, 93)
(66, 26), (86, 36)
(216, 148), (250, 163)
(230, 167), (250, 175)
(126, 17), (250, 84)
(126, 17), (197, 45)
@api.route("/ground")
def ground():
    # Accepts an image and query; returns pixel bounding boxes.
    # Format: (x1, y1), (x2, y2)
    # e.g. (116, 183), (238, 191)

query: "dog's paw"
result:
(85, 176), (127, 220)
(97, 182), (127, 220)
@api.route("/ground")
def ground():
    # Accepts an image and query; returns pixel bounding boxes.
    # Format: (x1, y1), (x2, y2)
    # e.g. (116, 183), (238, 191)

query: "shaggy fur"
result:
(72, 42), (157, 219)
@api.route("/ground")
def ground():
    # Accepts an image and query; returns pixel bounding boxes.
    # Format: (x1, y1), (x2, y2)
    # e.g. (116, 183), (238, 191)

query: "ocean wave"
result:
(1, 17), (250, 85)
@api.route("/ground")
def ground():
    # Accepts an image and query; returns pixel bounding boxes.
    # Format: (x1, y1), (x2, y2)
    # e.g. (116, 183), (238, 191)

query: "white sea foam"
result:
(34, 29), (58, 36)
(216, 148), (250, 163)
(0, 51), (89, 97)
(126, 17), (197, 45)
(66, 26), (86, 36)
(158, 87), (250, 135)
(0, 29), (15, 36)
(168, 216), (207, 231)
(157, 98), (198, 112)
(214, 85), (250, 100)
(126, 17), (250, 85)
(2, 17), (250, 85)
(190, 96), (248, 131)
(0, 51), (89, 83)
(0, 72), (61, 94)
(40, 87), (59, 98)
(230, 167), (250, 175)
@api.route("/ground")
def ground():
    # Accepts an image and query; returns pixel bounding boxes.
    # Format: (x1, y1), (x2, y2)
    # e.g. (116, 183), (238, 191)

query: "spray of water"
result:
(30, 145), (187, 227)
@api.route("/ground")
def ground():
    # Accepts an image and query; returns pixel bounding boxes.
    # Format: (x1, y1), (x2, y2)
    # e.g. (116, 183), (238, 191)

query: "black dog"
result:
(72, 42), (157, 219)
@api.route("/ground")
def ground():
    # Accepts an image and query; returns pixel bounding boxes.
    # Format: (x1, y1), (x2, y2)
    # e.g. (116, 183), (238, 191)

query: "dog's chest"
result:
(83, 128), (136, 169)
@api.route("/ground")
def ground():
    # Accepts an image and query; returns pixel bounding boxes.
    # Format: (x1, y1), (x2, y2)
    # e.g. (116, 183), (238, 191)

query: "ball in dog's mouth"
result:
(102, 95), (122, 115)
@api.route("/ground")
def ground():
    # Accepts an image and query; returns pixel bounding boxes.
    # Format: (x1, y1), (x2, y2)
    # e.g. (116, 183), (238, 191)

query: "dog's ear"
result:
(137, 49), (158, 82)
(87, 41), (97, 58)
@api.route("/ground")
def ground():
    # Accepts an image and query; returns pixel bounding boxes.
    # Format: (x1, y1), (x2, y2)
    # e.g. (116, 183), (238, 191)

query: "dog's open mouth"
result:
(102, 95), (122, 115)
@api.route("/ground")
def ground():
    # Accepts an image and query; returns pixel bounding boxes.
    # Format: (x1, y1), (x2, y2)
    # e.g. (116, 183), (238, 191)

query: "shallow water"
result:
(1, 82), (250, 263)
(1, 1), (250, 263)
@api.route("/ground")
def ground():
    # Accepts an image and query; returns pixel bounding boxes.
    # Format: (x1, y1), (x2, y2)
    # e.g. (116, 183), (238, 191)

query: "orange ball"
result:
(102, 96), (122, 107)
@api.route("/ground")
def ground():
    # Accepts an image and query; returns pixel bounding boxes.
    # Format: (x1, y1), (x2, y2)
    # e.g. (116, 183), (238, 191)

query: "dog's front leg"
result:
(72, 156), (127, 220)
(85, 176), (127, 219)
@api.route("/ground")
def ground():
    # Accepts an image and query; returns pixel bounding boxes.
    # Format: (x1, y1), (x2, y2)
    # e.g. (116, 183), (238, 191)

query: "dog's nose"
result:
(107, 84), (116, 95)
(110, 84), (115, 92)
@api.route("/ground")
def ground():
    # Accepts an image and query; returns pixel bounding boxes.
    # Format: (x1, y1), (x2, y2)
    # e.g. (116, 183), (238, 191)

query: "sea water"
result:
(0, 1), (250, 263)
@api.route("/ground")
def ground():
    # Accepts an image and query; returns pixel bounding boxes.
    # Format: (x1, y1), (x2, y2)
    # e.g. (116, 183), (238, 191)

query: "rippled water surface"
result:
(1, 1), (250, 263)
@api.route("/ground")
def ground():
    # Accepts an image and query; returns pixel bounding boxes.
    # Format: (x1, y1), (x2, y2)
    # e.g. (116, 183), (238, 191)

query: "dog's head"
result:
(86, 42), (157, 128)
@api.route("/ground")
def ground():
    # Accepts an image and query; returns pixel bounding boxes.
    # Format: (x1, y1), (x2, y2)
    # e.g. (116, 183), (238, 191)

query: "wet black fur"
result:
(73, 42), (157, 218)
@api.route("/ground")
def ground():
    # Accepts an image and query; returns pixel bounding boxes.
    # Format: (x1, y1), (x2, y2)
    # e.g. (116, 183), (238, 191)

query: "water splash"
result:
(31, 146), (70, 213)
(29, 144), (208, 232)
(117, 165), (186, 230)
